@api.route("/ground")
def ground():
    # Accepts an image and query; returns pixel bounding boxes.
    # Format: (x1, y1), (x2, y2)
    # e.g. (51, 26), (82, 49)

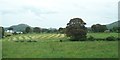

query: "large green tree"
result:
(65, 18), (87, 41)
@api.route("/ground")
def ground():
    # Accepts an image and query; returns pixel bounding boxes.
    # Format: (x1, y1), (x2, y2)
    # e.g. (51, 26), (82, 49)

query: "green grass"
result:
(87, 33), (118, 38)
(0, 40), (2, 59)
(2, 33), (119, 58)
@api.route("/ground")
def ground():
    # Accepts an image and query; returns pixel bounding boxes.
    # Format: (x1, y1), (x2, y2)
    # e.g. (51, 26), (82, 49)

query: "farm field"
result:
(1, 33), (119, 58)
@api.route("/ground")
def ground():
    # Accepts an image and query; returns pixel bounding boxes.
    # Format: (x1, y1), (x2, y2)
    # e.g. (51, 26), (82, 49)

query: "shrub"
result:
(95, 38), (106, 41)
(106, 36), (116, 41)
(27, 40), (32, 42)
(13, 32), (17, 35)
(87, 36), (95, 41)
(117, 38), (120, 41)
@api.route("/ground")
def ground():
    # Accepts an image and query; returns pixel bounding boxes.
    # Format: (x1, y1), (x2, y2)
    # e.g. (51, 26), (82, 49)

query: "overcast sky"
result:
(0, 0), (119, 28)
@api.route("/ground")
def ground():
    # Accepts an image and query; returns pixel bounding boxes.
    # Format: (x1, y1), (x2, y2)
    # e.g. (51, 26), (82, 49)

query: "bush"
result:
(87, 36), (95, 41)
(117, 38), (120, 41)
(95, 38), (106, 41)
(70, 35), (87, 41)
(106, 36), (116, 41)
(13, 32), (18, 35)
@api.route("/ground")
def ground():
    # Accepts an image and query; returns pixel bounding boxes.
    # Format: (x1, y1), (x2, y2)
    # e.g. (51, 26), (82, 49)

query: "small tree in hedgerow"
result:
(65, 18), (87, 41)
(91, 24), (107, 32)
(58, 27), (65, 33)
(33, 27), (41, 33)
(25, 27), (32, 33)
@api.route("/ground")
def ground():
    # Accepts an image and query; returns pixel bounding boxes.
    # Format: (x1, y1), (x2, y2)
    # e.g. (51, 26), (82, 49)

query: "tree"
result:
(118, 27), (120, 33)
(91, 24), (107, 32)
(65, 18), (87, 41)
(111, 27), (120, 33)
(41, 28), (49, 33)
(48, 28), (58, 33)
(100, 25), (107, 32)
(8, 27), (13, 33)
(33, 27), (41, 33)
(25, 27), (32, 33)
(8, 27), (13, 30)
(58, 27), (65, 33)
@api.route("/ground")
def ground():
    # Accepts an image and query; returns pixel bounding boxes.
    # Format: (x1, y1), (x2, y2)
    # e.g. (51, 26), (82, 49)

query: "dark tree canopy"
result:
(25, 27), (32, 33)
(65, 18), (87, 41)
(58, 27), (65, 33)
(41, 28), (49, 33)
(41, 28), (58, 33)
(91, 24), (107, 32)
(8, 27), (13, 30)
(110, 27), (120, 33)
(33, 27), (41, 33)
(48, 28), (58, 33)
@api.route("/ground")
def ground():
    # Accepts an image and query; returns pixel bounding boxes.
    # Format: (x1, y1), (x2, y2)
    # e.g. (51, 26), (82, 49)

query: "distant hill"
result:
(106, 20), (120, 29)
(4, 21), (119, 32)
(8, 24), (31, 32)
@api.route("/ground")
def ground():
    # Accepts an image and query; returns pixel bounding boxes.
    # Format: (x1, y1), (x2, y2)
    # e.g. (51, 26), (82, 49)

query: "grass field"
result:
(1, 33), (119, 58)
(0, 40), (2, 59)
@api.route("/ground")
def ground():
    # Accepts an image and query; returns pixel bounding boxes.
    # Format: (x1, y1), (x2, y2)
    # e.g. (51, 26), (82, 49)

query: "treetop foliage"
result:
(65, 18), (87, 41)
(91, 24), (107, 32)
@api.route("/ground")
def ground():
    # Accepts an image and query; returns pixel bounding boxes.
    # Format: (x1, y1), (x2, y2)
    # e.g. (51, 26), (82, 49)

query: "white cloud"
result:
(0, 0), (119, 28)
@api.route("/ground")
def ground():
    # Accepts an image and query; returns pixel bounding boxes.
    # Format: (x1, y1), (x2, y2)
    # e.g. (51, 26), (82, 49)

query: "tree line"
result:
(7, 27), (58, 34)
(0, 17), (120, 40)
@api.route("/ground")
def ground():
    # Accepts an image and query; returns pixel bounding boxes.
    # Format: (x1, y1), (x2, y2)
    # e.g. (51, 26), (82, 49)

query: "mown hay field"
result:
(1, 33), (119, 58)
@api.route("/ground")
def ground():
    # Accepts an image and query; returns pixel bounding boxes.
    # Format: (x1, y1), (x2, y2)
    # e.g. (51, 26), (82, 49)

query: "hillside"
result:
(106, 20), (120, 29)
(9, 24), (31, 32)
(3, 21), (119, 31)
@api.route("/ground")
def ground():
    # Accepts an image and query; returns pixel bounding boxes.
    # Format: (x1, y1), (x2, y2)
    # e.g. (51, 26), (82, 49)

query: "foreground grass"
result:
(0, 40), (2, 59)
(2, 33), (119, 58)
(2, 41), (118, 58)
(87, 33), (118, 38)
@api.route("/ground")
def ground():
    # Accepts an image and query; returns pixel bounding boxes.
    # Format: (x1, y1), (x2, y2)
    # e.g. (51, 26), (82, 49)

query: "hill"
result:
(9, 24), (31, 32)
(106, 20), (120, 29)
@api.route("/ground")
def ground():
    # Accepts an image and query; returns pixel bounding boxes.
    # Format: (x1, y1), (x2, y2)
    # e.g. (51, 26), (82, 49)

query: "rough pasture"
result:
(1, 33), (118, 58)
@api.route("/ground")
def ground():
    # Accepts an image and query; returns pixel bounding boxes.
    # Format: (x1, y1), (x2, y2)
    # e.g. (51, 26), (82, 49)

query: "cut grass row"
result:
(3, 34), (65, 41)
(3, 33), (118, 42)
